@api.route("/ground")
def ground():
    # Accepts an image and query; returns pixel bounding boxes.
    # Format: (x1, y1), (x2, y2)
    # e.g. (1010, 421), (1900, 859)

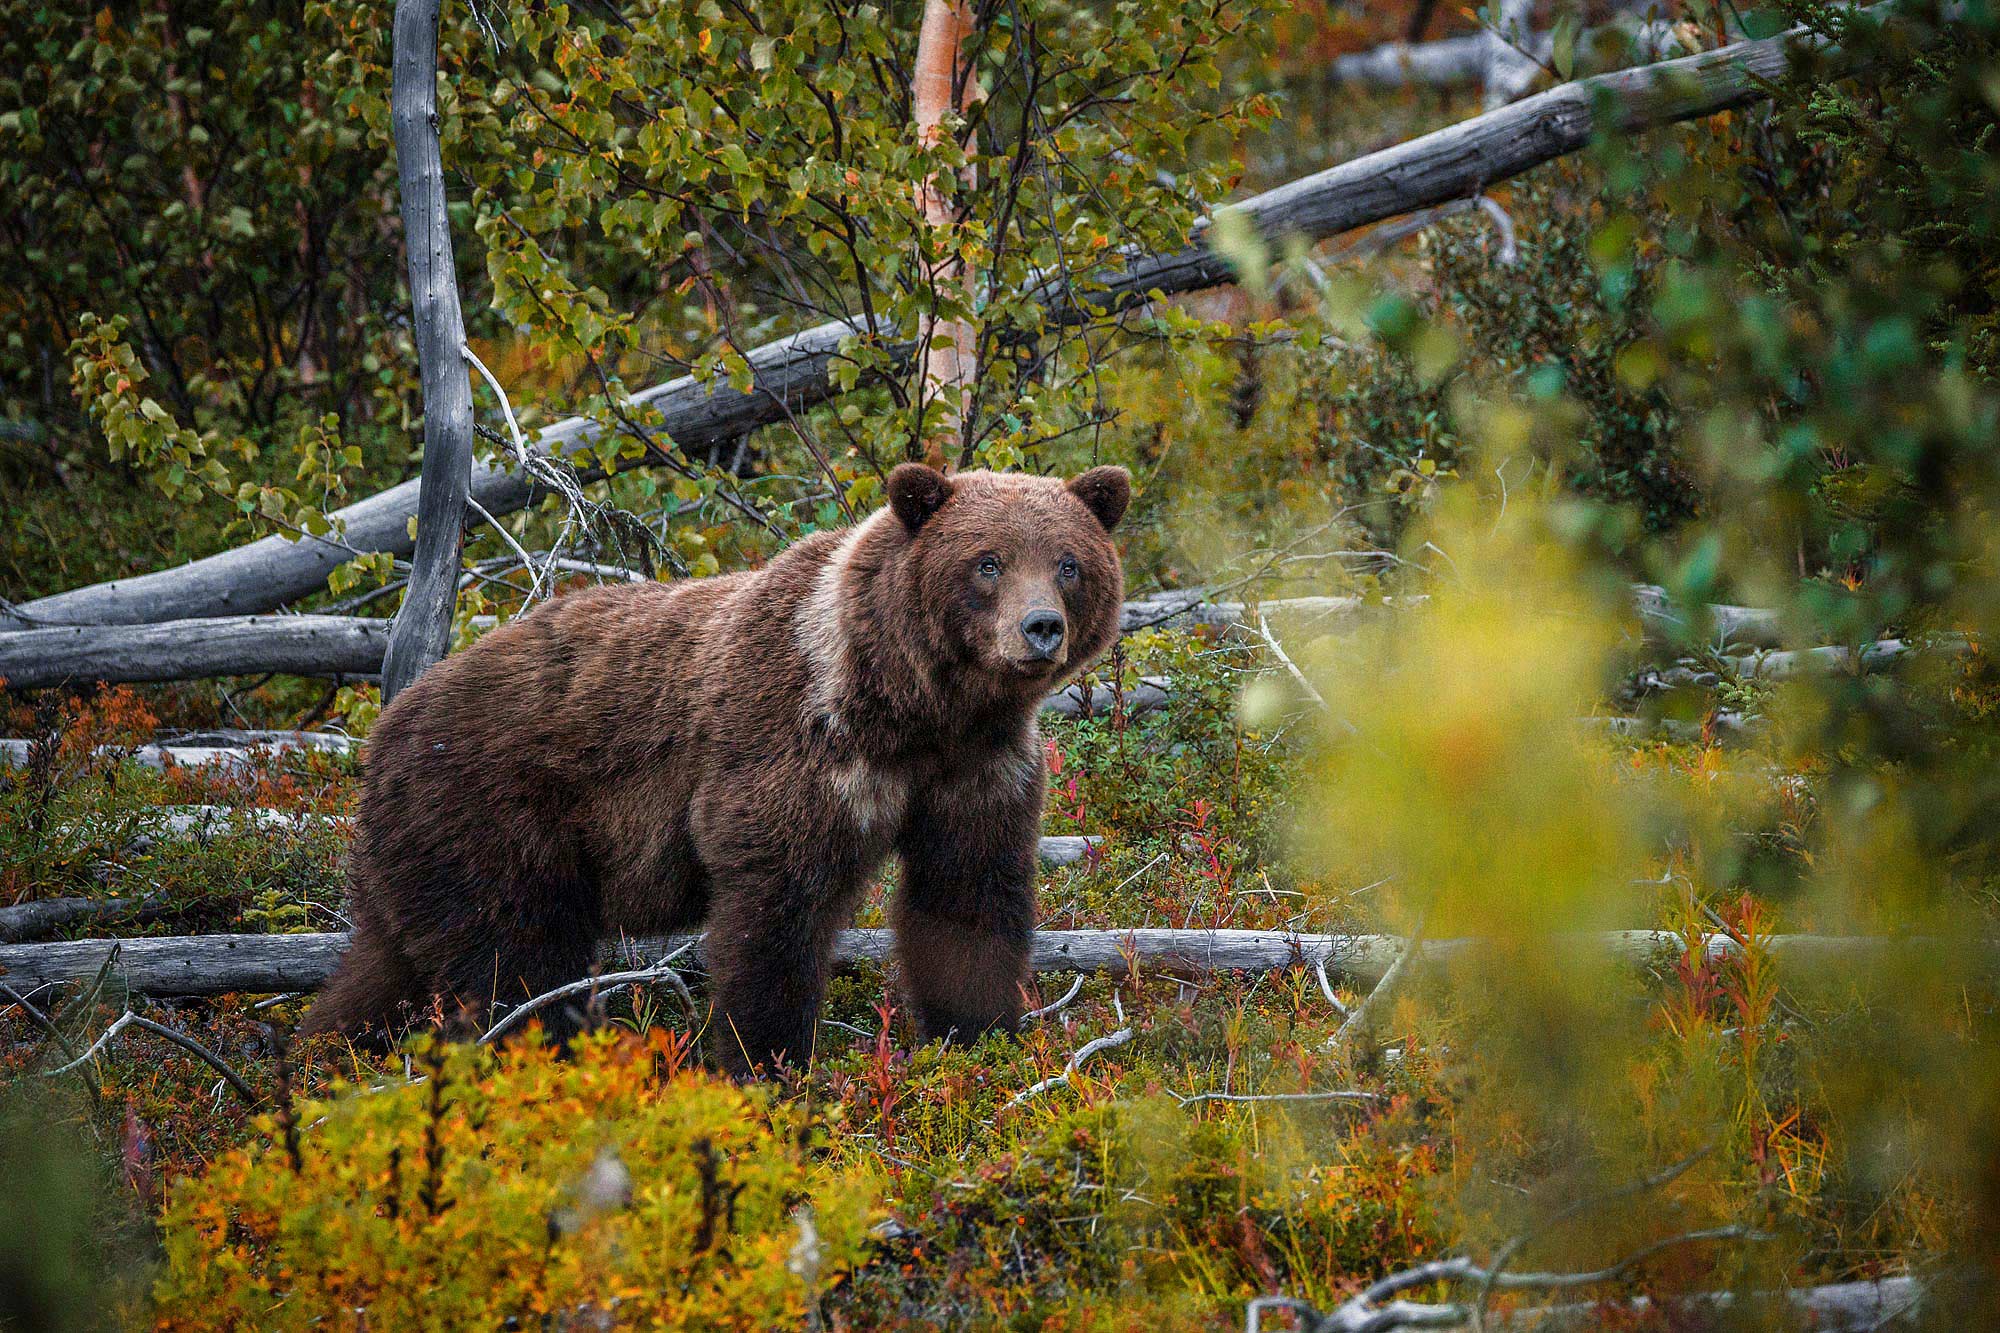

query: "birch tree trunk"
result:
(378, 0), (477, 702)
(911, 0), (980, 470)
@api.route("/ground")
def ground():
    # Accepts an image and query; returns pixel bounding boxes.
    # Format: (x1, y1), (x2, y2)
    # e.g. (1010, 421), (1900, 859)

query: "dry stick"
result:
(478, 941), (698, 1045)
(1006, 992), (1133, 1107)
(1470, 1143), (1717, 1331)
(1313, 953), (1352, 1020)
(379, 0), (478, 702)
(1248, 1226), (1775, 1333)
(0, 980), (98, 1105)
(5, 4), (1934, 633)
(1022, 974), (1085, 1023)
(1170, 1088), (1383, 1109)
(1005, 1026), (1134, 1108)
(1332, 915), (1426, 1048)
(1247, 1276), (1923, 1333)
(41, 1010), (261, 1106)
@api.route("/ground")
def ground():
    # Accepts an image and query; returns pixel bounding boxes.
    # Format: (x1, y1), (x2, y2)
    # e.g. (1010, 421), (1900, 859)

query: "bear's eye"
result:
(977, 555), (1002, 578)
(1058, 556), (1080, 581)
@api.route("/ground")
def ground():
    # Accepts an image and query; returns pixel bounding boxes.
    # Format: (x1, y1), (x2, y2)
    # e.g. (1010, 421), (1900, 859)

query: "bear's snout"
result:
(1019, 609), (1067, 662)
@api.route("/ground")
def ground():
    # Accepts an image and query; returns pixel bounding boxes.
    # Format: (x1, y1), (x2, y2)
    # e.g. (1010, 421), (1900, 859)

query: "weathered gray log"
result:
(1329, 31), (1508, 88)
(60, 804), (1097, 868)
(0, 896), (152, 944)
(1114, 1), (1915, 301)
(1630, 584), (1785, 648)
(1639, 635), (1974, 692)
(0, 616), (387, 690)
(0, 323), (863, 633)
(5, 4), (1932, 633)
(0, 735), (352, 773)
(0, 927), (1948, 999)
(1504, 1275), (1926, 1333)
(1040, 677), (1173, 720)
(379, 0), (479, 702)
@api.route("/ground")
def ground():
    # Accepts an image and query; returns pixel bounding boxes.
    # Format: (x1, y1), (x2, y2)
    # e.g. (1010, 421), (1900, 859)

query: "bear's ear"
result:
(1067, 466), (1131, 531)
(887, 462), (954, 534)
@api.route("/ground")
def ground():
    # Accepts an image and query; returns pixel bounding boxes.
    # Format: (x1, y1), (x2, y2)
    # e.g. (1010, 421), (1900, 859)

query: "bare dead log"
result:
(57, 804), (1095, 869)
(0, 616), (386, 689)
(1248, 1266), (1923, 1333)
(0, 927), (1951, 1000)
(6, 3), (1934, 633)
(1329, 32), (1508, 88)
(379, 0), (479, 701)
(0, 896), (154, 944)
(1630, 584), (1785, 648)
(0, 734), (353, 773)
(1111, 2), (1918, 302)
(0, 322), (861, 631)
(1040, 677), (1173, 720)
(1638, 635), (1974, 692)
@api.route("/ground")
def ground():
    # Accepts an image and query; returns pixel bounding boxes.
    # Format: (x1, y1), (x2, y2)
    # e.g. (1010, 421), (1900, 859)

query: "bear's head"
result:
(881, 463), (1129, 698)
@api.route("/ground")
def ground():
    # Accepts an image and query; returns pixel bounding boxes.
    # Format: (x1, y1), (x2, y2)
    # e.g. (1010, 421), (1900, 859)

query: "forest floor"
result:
(0, 619), (1925, 1330)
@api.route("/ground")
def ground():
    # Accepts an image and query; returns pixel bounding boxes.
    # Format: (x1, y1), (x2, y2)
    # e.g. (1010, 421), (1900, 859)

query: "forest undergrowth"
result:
(3, 606), (1979, 1328)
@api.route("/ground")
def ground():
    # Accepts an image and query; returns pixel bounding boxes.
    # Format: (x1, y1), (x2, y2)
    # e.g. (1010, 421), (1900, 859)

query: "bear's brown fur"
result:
(301, 463), (1130, 1073)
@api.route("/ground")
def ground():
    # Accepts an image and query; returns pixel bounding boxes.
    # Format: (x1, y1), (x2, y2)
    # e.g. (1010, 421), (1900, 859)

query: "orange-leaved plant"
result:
(150, 1030), (877, 1331)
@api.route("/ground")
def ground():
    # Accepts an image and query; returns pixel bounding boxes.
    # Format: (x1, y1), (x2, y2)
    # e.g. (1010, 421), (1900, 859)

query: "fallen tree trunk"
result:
(1104, 1), (1916, 304)
(4, 3), (1932, 633)
(0, 926), (1950, 999)
(0, 734), (353, 773)
(1638, 635), (1974, 692)
(0, 616), (387, 689)
(58, 804), (1098, 868)
(2, 588), (1794, 691)
(0, 896), (154, 944)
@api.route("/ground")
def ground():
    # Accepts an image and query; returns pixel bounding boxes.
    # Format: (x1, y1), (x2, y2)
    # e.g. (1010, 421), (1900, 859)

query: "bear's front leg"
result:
(893, 776), (1041, 1044)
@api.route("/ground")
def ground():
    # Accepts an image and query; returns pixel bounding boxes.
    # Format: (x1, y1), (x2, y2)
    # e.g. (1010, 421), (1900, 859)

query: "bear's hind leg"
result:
(431, 869), (603, 1043)
(703, 883), (848, 1076)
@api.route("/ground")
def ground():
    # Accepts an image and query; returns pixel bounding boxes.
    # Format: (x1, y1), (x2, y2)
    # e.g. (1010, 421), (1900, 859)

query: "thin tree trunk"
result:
(379, 0), (477, 702)
(911, 0), (979, 469)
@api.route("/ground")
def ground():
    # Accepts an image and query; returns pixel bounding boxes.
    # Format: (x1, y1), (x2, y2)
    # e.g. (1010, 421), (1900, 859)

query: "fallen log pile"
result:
(0, 926), (1953, 1000)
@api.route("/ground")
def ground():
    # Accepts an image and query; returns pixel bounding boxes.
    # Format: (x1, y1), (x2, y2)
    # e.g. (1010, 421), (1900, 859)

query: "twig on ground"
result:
(1008, 990), (1132, 1108)
(1332, 916), (1426, 1050)
(1171, 1088), (1384, 1109)
(1313, 953), (1351, 1020)
(41, 1009), (261, 1105)
(1253, 1223), (1778, 1332)
(478, 941), (697, 1045)
(0, 981), (100, 1105)
(1253, 613), (1329, 711)
(1023, 974), (1086, 1023)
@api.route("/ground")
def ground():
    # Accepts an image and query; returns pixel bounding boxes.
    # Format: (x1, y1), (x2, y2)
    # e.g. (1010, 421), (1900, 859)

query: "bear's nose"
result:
(1020, 610), (1067, 660)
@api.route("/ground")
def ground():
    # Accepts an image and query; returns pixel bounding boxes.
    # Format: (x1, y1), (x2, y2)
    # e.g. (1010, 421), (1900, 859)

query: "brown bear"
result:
(301, 463), (1129, 1073)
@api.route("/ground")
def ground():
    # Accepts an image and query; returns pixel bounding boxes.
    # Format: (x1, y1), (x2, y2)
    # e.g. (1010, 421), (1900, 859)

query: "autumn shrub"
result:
(149, 1031), (878, 1331)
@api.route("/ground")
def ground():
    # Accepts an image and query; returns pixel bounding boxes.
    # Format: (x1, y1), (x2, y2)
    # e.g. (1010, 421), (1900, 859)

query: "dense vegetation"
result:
(5, 0), (2000, 1328)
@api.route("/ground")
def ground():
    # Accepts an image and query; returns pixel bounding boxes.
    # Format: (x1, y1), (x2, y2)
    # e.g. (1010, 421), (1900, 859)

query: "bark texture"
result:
(379, 0), (478, 701)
